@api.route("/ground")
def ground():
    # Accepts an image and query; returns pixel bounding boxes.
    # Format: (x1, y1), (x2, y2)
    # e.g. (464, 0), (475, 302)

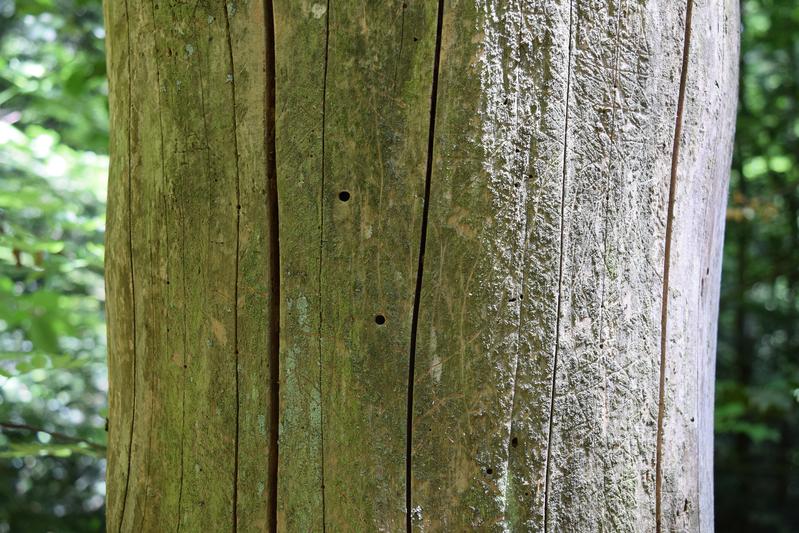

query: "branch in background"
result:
(0, 421), (106, 452)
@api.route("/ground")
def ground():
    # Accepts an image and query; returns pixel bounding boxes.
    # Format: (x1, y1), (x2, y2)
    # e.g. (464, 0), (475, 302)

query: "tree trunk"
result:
(103, 0), (738, 531)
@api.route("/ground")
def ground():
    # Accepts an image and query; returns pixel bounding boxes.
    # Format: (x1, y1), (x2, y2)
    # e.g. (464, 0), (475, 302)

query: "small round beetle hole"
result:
(486, 467), (493, 475)
(375, 314), (386, 325)
(338, 191), (351, 202)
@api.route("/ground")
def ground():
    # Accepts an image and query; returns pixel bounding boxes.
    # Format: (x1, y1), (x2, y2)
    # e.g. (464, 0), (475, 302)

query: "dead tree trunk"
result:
(103, 0), (738, 531)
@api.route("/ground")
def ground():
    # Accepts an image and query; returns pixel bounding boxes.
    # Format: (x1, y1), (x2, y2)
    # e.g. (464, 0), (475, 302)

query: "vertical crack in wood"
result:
(656, 1), (694, 531)
(317, 2), (331, 529)
(406, 2), (444, 531)
(169, 60), (194, 530)
(222, 4), (242, 530)
(148, 4), (194, 528)
(263, 1), (280, 530)
(177, 205), (189, 533)
(139, 2), (171, 526)
(542, 1), (574, 530)
(117, 0), (136, 529)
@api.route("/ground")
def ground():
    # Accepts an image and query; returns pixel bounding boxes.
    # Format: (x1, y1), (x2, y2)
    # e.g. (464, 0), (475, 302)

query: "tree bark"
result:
(103, 0), (738, 531)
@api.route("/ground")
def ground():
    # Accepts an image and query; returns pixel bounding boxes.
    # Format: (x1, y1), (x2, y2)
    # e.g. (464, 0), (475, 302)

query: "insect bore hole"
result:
(338, 191), (350, 202)
(375, 314), (386, 325)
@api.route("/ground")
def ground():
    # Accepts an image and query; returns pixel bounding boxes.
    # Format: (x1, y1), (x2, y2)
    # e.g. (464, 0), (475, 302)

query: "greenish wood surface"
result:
(227, 1), (278, 530)
(315, 2), (438, 531)
(104, 0), (738, 531)
(410, 1), (569, 530)
(273, 2), (327, 530)
(104, 0), (277, 531)
(103, 0), (134, 528)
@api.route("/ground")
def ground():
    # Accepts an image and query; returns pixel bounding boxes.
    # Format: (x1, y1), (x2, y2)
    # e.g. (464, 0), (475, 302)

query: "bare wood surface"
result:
(104, 0), (738, 530)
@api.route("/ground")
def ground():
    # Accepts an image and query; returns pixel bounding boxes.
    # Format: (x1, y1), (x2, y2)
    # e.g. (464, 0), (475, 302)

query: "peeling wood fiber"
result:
(103, 0), (738, 531)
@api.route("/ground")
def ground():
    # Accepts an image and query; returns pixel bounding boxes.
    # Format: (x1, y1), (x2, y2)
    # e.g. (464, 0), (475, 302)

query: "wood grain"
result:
(273, 1), (327, 530)
(103, 0), (738, 530)
(105, 0), (277, 531)
(660, 0), (739, 531)
(318, 2), (437, 529)
(410, 1), (569, 529)
(543, 0), (686, 530)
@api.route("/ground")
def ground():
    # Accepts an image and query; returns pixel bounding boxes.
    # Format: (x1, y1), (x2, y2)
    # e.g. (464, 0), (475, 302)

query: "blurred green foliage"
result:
(0, 0), (108, 531)
(0, 0), (796, 531)
(715, 1), (799, 530)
